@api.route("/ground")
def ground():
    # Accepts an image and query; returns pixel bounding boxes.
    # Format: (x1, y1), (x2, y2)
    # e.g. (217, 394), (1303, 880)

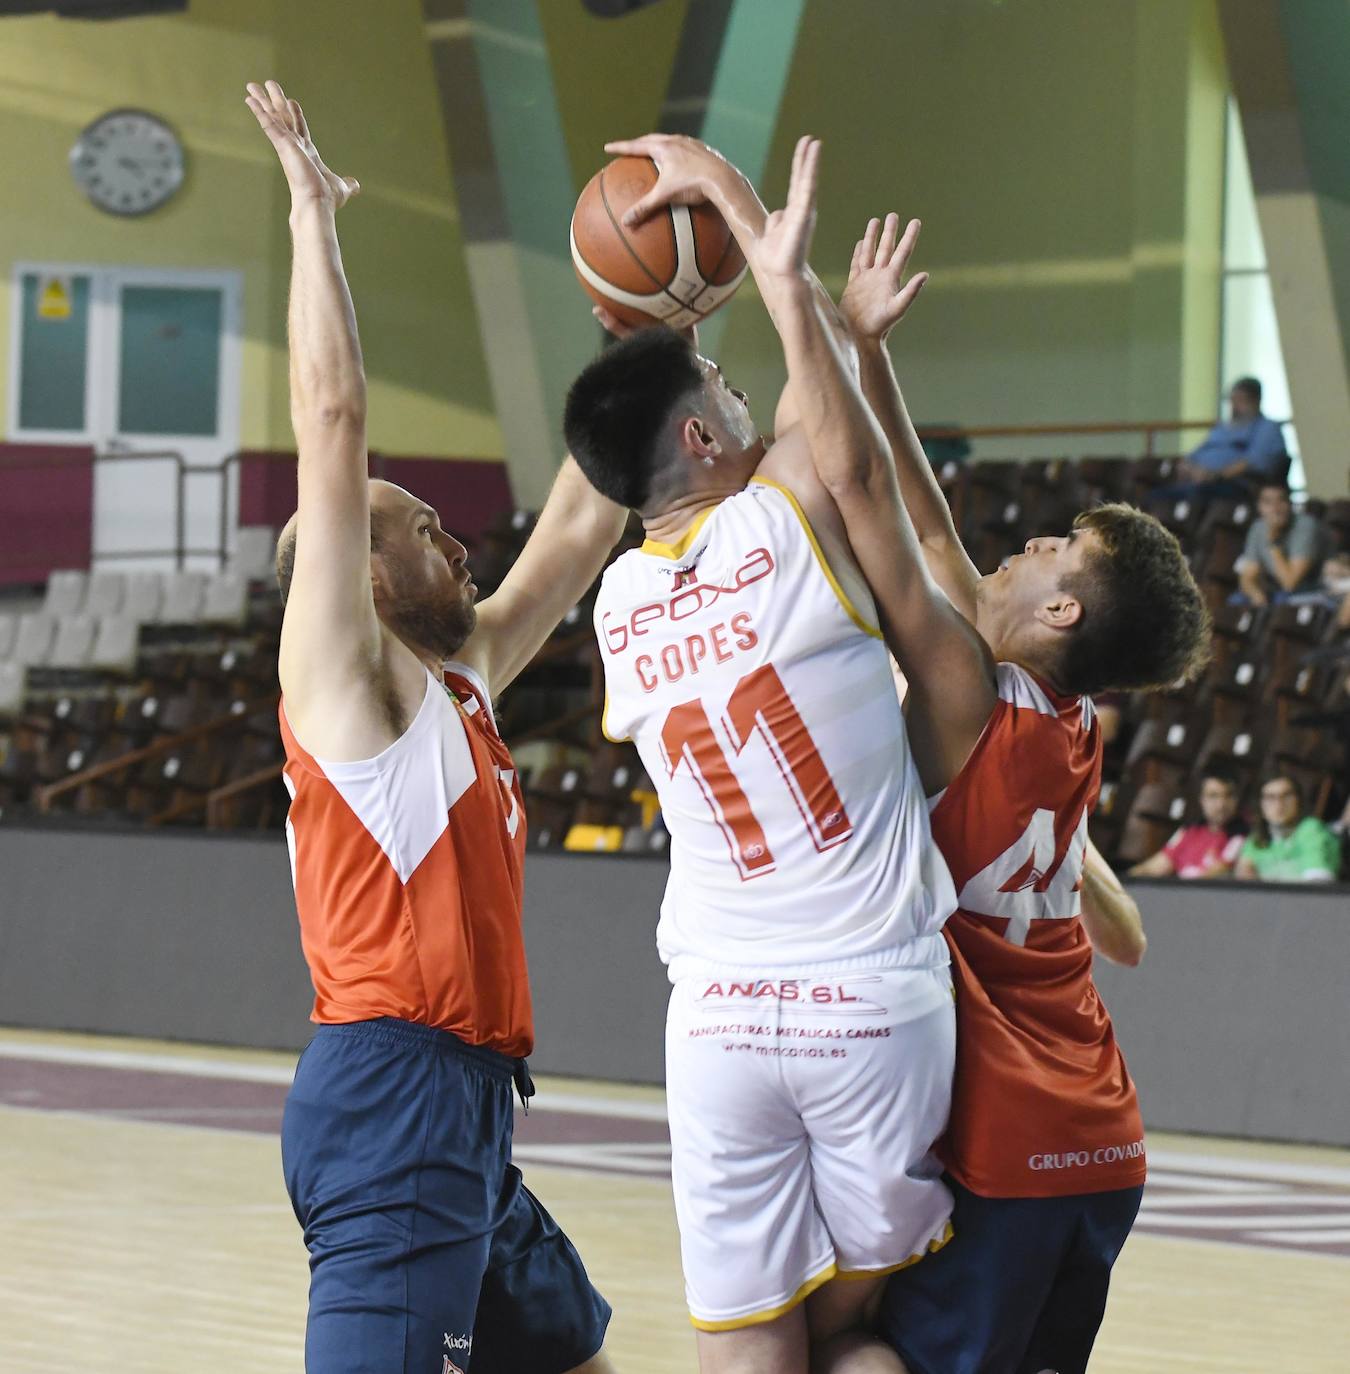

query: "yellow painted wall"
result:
(0, 0), (503, 459)
(0, 0), (1227, 480)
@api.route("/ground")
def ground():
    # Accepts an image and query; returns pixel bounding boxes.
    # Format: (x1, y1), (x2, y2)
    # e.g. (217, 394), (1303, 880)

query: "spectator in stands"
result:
(1234, 481), (1334, 606)
(1128, 770), (1247, 879)
(1186, 377), (1286, 486)
(1149, 377), (1285, 511)
(1235, 772), (1341, 883)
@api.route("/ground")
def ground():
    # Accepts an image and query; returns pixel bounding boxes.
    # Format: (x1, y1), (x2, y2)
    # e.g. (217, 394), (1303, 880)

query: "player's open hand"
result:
(245, 80), (359, 211)
(603, 133), (743, 228)
(750, 136), (821, 286)
(839, 214), (928, 343)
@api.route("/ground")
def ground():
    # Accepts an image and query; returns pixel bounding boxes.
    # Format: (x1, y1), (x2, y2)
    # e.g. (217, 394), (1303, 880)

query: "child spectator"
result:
(1128, 771), (1246, 879)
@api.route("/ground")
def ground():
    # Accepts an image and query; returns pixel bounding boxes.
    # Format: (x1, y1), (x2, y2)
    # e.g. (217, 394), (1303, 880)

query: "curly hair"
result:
(1055, 503), (1211, 697)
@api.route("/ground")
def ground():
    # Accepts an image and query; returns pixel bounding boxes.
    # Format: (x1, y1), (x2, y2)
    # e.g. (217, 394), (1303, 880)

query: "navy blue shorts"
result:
(281, 1019), (611, 1374)
(877, 1176), (1143, 1374)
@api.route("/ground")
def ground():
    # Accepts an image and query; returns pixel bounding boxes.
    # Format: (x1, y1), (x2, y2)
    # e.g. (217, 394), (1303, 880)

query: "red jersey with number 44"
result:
(932, 663), (1145, 1198)
(279, 662), (532, 1057)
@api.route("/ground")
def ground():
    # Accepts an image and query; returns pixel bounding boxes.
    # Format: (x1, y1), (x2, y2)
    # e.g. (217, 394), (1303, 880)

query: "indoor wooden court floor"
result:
(2, 1028), (1347, 1372)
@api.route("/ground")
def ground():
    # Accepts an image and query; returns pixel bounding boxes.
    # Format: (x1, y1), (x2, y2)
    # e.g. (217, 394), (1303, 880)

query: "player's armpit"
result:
(458, 457), (627, 695)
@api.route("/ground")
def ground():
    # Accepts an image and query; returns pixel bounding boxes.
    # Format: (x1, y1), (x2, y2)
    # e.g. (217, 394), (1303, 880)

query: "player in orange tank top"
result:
(246, 81), (626, 1374)
(781, 213), (1211, 1374)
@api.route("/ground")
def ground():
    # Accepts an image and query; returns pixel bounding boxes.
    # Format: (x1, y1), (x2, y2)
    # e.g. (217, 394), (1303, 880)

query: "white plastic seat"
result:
(228, 526), (278, 583)
(0, 660), (25, 715)
(47, 614), (98, 670)
(124, 571), (166, 624)
(89, 615), (140, 674)
(201, 572), (249, 626)
(12, 613), (56, 668)
(85, 570), (127, 618)
(158, 571), (207, 624)
(42, 570), (87, 618)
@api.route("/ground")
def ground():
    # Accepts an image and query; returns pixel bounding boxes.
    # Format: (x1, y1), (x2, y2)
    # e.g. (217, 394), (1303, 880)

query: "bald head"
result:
(274, 481), (420, 605)
(274, 481), (477, 658)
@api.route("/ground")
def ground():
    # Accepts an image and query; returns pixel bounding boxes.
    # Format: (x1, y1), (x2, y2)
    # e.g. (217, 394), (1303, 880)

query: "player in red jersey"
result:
(792, 211), (1211, 1374)
(246, 82), (620, 1373)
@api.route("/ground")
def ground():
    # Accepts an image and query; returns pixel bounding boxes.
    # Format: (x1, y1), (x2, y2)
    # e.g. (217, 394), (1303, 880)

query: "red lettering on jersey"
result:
(685, 633), (708, 674)
(710, 623), (732, 663)
(660, 644), (685, 683)
(636, 655), (657, 692)
(602, 547), (776, 654)
(731, 611), (758, 650)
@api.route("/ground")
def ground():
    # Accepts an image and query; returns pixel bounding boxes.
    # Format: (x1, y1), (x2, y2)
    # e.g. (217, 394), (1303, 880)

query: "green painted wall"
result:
(0, 0), (502, 458)
(708, 0), (1226, 456)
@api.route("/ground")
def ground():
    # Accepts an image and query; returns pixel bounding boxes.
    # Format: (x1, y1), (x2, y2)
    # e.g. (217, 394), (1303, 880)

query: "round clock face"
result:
(70, 109), (185, 217)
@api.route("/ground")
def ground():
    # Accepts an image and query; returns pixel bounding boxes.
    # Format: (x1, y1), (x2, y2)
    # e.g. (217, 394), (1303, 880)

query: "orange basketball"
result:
(570, 156), (748, 330)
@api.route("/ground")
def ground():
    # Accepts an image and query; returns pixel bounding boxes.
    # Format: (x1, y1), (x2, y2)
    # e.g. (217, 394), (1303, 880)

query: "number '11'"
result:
(660, 663), (852, 880)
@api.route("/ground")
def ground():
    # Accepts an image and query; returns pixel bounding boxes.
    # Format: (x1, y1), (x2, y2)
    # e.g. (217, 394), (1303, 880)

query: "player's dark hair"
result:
(1233, 376), (1262, 405)
(563, 327), (706, 510)
(275, 509), (389, 606)
(1055, 504), (1211, 697)
(1256, 478), (1291, 498)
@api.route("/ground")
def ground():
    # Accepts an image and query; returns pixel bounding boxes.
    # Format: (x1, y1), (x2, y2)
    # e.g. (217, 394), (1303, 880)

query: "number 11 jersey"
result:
(596, 477), (955, 981)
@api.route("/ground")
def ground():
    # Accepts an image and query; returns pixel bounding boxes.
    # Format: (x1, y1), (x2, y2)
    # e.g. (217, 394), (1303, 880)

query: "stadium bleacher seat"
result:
(124, 571), (166, 624)
(228, 526), (278, 584)
(85, 571), (127, 618)
(12, 614), (56, 668)
(42, 570), (87, 618)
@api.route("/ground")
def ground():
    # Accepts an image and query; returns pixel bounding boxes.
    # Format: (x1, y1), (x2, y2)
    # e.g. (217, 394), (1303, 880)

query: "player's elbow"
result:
(297, 395), (367, 433)
(1117, 928), (1147, 967)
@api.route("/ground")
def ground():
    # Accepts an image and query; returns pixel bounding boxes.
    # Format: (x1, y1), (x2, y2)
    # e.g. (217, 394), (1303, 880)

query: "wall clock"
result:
(70, 108), (186, 217)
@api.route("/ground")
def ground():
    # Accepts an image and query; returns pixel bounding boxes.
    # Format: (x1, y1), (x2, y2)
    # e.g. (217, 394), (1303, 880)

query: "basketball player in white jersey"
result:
(564, 139), (998, 1372)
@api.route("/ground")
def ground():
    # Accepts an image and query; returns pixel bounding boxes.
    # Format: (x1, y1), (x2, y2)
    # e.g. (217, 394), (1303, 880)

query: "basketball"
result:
(570, 156), (748, 331)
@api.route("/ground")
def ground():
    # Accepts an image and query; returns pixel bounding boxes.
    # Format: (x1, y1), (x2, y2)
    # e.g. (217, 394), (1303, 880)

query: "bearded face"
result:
(375, 542), (477, 660)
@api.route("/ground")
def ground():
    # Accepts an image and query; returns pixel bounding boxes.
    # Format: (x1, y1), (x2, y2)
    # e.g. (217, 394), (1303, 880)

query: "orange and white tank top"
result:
(279, 661), (533, 1057)
(596, 477), (955, 982)
(932, 662), (1145, 1197)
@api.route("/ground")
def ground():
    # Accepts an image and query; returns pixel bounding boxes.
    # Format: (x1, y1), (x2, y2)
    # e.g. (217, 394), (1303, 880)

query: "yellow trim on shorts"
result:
(639, 507), (714, 560)
(689, 1261), (839, 1332)
(834, 1220), (955, 1281)
(749, 476), (882, 640)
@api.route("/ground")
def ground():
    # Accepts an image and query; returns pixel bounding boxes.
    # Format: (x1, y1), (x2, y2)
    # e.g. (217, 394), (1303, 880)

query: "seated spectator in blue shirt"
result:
(1150, 377), (1287, 510)
(1234, 481), (1334, 606)
(1186, 377), (1286, 482)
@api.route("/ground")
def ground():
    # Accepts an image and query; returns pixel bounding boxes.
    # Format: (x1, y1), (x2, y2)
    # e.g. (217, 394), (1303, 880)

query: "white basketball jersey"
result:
(596, 477), (955, 978)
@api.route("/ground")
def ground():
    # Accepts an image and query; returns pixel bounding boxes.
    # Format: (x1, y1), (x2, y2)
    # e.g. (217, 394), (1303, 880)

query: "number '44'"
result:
(958, 806), (1088, 945)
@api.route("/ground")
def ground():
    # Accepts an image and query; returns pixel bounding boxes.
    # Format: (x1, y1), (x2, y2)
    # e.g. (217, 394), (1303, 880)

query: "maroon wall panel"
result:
(0, 443), (94, 585)
(237, 451), (515, 549)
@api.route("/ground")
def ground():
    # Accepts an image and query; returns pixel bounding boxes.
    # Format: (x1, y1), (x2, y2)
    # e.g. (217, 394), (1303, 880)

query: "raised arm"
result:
(734, 138), (996, 789)
(838, 214), (981, 620)
(456, 456), (627, 694)
(246, 81), (391, 753)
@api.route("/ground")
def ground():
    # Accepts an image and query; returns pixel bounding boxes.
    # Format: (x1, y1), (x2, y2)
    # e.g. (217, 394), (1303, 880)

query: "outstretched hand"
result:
(602, 132), (741, 228)
(245, 80), (359, 211)
(839, 213), (928, 342)
(751, 135), (821, 286)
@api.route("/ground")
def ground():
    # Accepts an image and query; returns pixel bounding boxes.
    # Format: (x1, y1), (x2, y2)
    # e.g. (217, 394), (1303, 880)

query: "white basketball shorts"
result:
(665, 964), (956, 1331)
